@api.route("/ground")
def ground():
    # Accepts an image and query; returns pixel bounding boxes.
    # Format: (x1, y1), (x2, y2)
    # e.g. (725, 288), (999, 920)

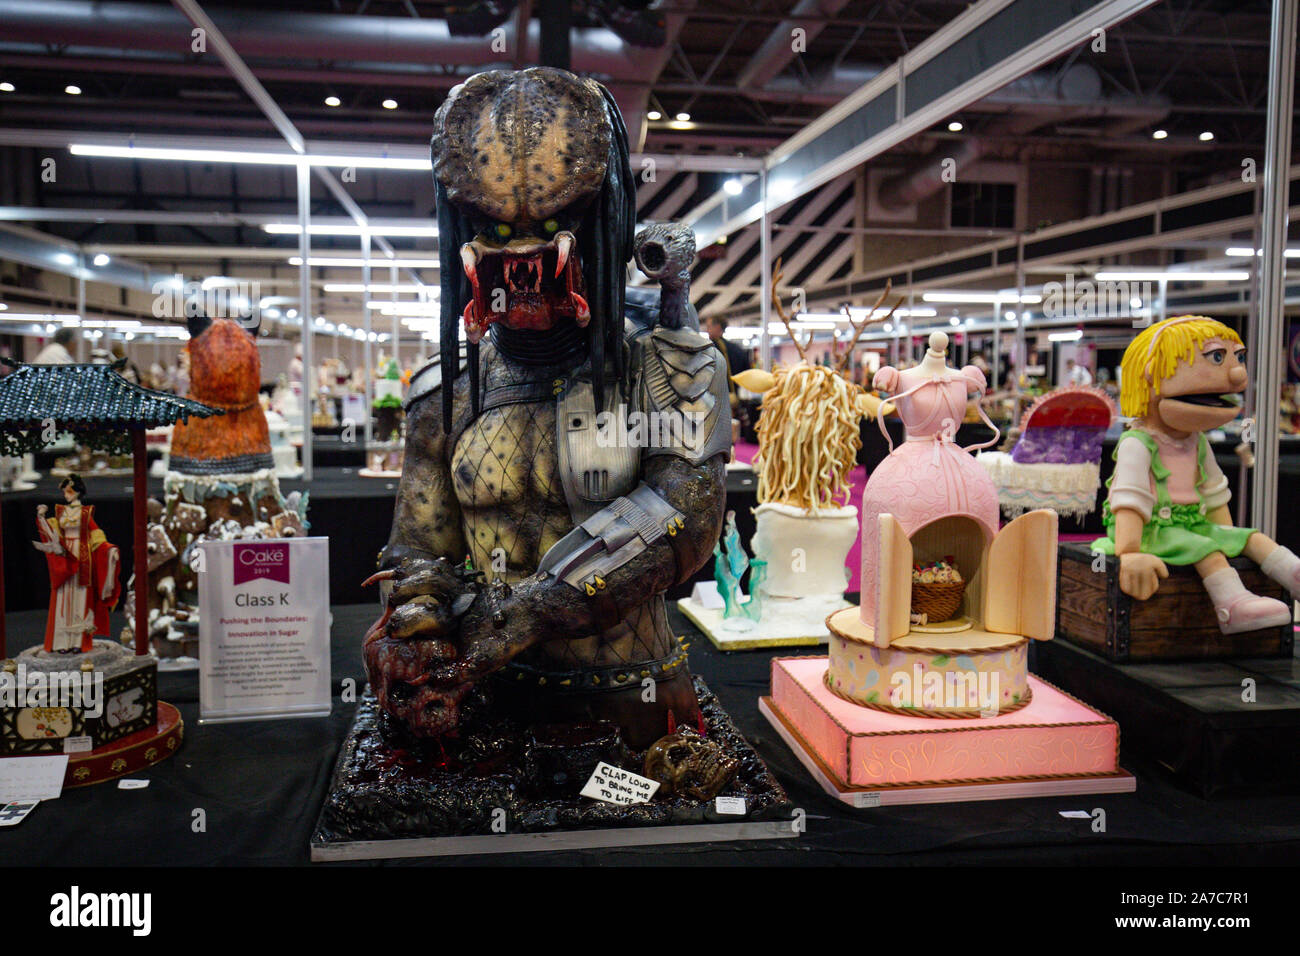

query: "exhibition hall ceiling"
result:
(0, 0), (1290, 325)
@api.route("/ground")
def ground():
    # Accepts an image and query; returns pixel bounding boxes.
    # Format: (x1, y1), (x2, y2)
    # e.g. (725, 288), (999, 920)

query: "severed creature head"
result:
(431, 67), (637, 428)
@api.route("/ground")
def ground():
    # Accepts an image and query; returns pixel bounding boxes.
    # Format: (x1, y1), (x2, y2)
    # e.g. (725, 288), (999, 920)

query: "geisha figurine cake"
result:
(1091, 315), (1300, 632)
(761, 330), (1134, 803)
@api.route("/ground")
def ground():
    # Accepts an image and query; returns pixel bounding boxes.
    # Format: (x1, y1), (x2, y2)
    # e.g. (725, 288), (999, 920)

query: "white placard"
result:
(1058, 810), (1093, 819)
(342, 394), (367, 430)
(117, 779), (150, 790)
(691, 581), (724, 610)
(714, 796), (746, 815)
(854, 792), (882, 808)
(199, 537), (332, 723)
(62, 736), (92, 754)
(0, 801), (39, 827)
(0, 756), (68, 803)
(580, 762), (660, 805)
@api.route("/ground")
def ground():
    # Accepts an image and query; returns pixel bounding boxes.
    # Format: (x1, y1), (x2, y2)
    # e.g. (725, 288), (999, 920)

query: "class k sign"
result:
(198, 537), (332, 724)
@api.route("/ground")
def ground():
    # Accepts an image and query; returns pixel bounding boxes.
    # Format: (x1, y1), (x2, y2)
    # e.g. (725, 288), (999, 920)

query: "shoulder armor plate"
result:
(641, 327), (731, 465)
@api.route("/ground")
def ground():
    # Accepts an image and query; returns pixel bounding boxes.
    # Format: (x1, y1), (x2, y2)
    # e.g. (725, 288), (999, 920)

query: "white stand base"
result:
(676, 593), (850, 651)
(311, 819), (796, 861)
(759, 697), (1136, 807)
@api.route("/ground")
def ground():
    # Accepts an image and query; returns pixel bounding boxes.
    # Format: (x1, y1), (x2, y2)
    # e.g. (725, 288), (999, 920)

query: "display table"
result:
(3, 604), (1299, 865)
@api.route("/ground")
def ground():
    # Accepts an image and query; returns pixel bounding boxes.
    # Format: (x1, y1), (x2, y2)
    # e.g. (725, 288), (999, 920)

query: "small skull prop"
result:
(643, 729), (740, 801)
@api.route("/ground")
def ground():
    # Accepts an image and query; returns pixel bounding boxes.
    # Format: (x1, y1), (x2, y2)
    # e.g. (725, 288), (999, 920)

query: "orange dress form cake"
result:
(169, 317), (274, 474)
(135, 315), (309, 657)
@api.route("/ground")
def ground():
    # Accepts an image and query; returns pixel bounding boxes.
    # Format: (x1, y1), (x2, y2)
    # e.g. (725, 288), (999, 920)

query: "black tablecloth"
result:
(4, 603), (1299, 866)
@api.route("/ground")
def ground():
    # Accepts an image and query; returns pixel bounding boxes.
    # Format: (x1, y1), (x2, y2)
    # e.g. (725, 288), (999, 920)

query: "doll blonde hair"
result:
(1119, 315), (1242, 418)
(753, 362), (866, 514)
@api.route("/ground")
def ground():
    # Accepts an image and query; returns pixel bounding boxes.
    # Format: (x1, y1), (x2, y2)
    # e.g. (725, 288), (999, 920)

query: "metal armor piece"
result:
(537, 484), (686, 594)
(641, 326), (733, 465)
(556, 377), (640, 525)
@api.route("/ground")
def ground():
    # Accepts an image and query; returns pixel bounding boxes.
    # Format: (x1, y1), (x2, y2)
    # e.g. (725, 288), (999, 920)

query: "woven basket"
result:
(911, 580), (965, 623)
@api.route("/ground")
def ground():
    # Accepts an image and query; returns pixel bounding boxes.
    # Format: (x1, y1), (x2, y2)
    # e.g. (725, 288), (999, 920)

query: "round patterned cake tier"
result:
(825, 606), (1031, 718)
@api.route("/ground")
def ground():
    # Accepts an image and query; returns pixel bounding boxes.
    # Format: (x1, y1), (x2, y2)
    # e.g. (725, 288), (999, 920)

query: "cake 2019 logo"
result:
(233, 542), (291, 586)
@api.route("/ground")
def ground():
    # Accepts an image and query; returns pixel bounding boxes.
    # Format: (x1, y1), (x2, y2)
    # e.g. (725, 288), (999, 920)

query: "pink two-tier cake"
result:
(761, 332), (1134, 804)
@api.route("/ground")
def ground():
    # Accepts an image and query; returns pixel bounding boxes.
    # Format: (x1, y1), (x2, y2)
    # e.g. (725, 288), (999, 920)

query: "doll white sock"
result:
(1202, 565), (1293, 633)
(1259, 546), (1300, 596)
(1202, 566), (1249, 608)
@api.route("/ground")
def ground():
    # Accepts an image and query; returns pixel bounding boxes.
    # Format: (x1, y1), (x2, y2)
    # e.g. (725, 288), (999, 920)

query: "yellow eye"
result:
(495, 223), (512, 239)
(543, 219), (559, 233)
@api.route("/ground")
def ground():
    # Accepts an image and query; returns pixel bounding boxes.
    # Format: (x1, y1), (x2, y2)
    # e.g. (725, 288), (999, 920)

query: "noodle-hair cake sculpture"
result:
(676, 262), (895, 649)
(742, 360), (886, 599)
(1091, 315), (1300, 634)
(761, 330), (1133, 803)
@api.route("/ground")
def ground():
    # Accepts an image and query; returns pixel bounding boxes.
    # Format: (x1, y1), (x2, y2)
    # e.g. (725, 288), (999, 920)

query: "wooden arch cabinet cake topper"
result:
(1091, 315), (1300, 633)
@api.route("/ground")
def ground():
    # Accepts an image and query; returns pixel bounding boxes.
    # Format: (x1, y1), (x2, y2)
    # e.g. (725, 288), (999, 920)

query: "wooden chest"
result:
(1056, 542), (1295, 662)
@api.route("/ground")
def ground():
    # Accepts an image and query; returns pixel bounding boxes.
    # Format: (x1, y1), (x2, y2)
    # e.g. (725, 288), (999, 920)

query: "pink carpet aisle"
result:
(732, 440), (1102, 594)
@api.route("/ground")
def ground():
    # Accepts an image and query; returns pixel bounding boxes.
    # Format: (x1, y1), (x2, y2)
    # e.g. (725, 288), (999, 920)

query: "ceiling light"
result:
(289, 256), (439, 268)
(1225, 246), (1300, 258)
(370, 301), (440, 314)
(264, 223), (438, 238)
(0, 82), (13, 93)
(0, 303), (7, 311)
(1049, 330), (1084, 342)
(1004, 310), (1017, 321)
(723, 178), (744, 196)
(325, 96), (341, 107)
(92, 253), (110, 267)
(1093, 269), (1248, 281)
(1199, 130), (1214, 142)
(1152, 129), (1167, 140)
(65, 85), (81, 96)
(949, 317), (961, 327)
(948, 121), (963, 132)
(882, 322), (892, 332)
(70, 144), (431, 171)
(323, 283), (427, 293)
(286, 309), (298, 319)
(382, 99), (398, 110)
(647, 110), (662, 121)
(675, 112), (691, 122)
(922, 291), (1043, 304)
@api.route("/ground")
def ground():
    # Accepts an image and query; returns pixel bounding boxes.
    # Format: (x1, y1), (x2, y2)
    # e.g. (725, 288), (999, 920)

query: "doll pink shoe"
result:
(1214, 593), (1293, 635)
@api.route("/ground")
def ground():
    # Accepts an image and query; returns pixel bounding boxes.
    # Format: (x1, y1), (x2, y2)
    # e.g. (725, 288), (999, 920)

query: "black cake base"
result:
(311, 677), (796, 860)
(1035, 637), (1300, 798)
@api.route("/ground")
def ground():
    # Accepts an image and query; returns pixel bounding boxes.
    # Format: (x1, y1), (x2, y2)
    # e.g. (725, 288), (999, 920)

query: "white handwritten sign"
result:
(580, 762), (660, 805)
(0, 755), (67, 803)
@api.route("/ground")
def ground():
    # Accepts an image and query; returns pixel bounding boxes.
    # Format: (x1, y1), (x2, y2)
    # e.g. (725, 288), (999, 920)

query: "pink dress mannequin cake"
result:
(859, 332), (1000, 628)
(761, 331), (1133, 800)
(829, 331), (1058, 716)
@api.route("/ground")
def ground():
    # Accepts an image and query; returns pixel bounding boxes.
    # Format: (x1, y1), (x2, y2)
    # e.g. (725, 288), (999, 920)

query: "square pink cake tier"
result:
(769, 656), (1122, 789)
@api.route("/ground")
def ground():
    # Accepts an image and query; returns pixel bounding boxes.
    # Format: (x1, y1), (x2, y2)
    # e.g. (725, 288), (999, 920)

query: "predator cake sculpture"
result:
(317, 68), (788, 848)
